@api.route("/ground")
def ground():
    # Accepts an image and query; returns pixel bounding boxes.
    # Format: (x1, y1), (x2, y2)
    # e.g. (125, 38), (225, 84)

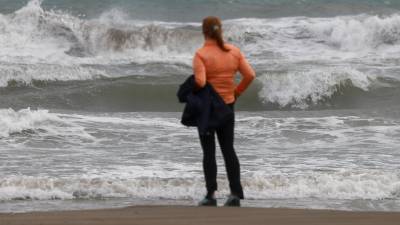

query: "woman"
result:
(193, 16), (255, 207)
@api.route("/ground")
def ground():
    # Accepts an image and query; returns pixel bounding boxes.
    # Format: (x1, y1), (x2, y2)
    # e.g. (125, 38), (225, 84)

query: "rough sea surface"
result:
(0, 0), (400, 212)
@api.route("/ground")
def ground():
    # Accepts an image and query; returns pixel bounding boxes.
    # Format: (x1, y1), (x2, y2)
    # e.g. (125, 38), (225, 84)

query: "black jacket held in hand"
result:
(177, 75), (233, 135)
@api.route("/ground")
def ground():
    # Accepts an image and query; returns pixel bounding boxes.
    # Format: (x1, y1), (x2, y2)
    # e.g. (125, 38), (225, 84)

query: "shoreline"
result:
(1, 206), (400, 225)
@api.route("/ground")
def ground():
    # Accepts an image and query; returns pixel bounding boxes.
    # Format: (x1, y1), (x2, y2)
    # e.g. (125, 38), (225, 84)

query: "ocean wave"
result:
(1, 169), (399, 201)
(0, 108), (61, 138)
(1, 1), (400, 69)
(0, 0), (199, 65)
(258, 67), (374, 109)
(0, 64), (106, 87)
(1, 1), (400, 110)
(244, 170), (400, 200)
(0, 108), (93, 139)
(305, 14), (400, 51)
(0, 108), (184, 140)
(1, 74), (400, 111)
(0, 0), (199, 86)
(0, 175), (203, 201)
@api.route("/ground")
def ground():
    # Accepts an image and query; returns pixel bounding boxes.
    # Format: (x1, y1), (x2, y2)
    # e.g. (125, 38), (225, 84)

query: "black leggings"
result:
(198, 105), (244, 199)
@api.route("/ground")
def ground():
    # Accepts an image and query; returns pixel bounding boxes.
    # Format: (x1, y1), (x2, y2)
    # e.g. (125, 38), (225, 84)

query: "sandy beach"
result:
(1, 206), (400, 225)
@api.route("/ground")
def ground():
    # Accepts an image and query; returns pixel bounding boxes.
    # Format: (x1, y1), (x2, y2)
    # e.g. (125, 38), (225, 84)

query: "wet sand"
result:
(1, 206), (400, 225)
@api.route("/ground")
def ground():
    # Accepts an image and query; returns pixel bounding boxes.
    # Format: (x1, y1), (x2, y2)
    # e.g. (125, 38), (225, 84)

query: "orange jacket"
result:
(193, 39), (256, 104)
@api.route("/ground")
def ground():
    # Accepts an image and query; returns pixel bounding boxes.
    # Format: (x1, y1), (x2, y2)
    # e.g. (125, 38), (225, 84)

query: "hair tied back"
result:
(202, 16), (230, 52)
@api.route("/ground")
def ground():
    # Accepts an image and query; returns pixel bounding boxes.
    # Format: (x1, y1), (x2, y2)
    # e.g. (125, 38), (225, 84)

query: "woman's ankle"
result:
(206, 192), (216, 199)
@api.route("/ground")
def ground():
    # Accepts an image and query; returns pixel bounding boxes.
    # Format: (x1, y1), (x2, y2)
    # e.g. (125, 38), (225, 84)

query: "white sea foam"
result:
(236, 115), (390, 144)
(257, 67), (373, 108)
(0, 109), (187, 141)
(63, 113), (182, 128)
(0, 169), (399, 201)
(1, 0), (400, 111)
(0, 108), (94, 140)
(307, 15), (400, 51)
(0, 110), (399, 212)
(1, 2), (400, 78)
(243, 170), (400, 200)
(0, 64), (106, 87)
(0, 108), (61, 138)
(226, 15), (400, 62)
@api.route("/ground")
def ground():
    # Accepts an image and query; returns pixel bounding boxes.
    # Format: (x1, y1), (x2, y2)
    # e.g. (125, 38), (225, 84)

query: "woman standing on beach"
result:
(193, 16), (255, 207)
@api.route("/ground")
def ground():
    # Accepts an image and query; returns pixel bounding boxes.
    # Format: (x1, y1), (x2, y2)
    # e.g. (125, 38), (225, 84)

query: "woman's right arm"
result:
(193, 53), (206, 88)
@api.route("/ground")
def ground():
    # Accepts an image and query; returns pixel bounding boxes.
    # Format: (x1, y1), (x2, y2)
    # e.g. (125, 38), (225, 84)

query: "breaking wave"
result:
(258, 67), (374, 109)
(1, 74), (400, 111)
(1, 169), (399, 201)
(0, 108), (94, 139)
(1, 1), (400, 109)
(0, 108), (62, 138)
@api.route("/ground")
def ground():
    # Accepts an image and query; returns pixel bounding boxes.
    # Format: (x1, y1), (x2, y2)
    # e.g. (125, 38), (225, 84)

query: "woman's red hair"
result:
(202, 16), (230, 52)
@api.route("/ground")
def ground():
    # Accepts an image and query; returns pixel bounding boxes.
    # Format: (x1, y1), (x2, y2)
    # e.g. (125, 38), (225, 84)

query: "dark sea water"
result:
(2, 0), (400, 21)
(0, 0), (400, 212)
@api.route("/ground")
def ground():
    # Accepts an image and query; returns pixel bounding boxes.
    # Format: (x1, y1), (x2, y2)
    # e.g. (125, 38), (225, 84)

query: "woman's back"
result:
(193, 40), (255, 104)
